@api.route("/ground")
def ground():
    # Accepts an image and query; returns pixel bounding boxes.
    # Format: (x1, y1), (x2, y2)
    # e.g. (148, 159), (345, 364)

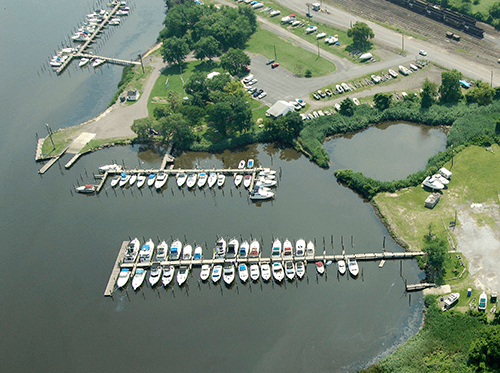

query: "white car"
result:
(248, 78), (258, 85)
(419, 50), (427, 56)
(258, 91), (267, 99)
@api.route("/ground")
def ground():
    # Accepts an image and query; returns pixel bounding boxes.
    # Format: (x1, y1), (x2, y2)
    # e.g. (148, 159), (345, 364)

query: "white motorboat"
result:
(128, 174), (137, 186)
(250, 186), (274, 200)
(238, 264), (249, 282)
(116, 268), (131, 288)
(132, 268), (146, 290)
(176, 265), (190, 286)
(176, 172), (187, 187)
(186, 172), (197, 189)
(75, 184), (96, 194)
(348, 258), (359, 277)
(296, 261), (305, 279)
(283, 239), (293, 258)
(200, 264), (211, 281)
(239, 240), (249, 258)
(92, 58), (105, 67)
(316, 32), (327, 39)
(433, 174), (449, 185)
(156, 241), (168, 261)
(182, 244), (193, 260)
(136, 175), (146, 188)
(258, 170), (276, 179)
(223, 264), (235, 285)
(442, 292), (460, 310)
(147, 174), (156, 187)
(316, 261), (325, 275)
(337, 259), (346, 275)
(261, 263), (271, 281)
(169, 240), (182, 260)
(214, 237), (226, 259)
(197, 172), (208, 188)
(162, 265), (174, 287)
(272, 262), (284, 282)
(211, 264), (222, 283)
(139, 239), (155, 263)
(478, 292), (487, 311)
(271, 238), (282, 259)
(234, 174), (243, 187)
(422, 175), (444, 190)
(148, 263), (162, 287)
(249, 264), (260, 281)
(255, 177), (277, 188)
(79, 57), (90, 67)
(226, 238), (239, 259)
(110, 176), (120, 188)
(247, 159), (254, 168)
(207, 172), (217, 188)
(243, 174), (252, 189)
(118, 173), (130, 187)
(238, 160), (245, 169)
(217, 173), (225, 187)
(193, 245), (203, 260)
(295, 238), (306, 257)
(249, 239), (260, 258)
(123, 238), (141, 263)
(306, 241), (315, 258)
(155, 173), (168, 189)
(285, 261), (295, 280)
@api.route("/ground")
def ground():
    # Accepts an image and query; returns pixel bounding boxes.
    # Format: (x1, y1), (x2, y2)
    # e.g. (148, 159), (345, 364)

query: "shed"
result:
(266, 101), (295, 118)
(439, 167), (452, 180)
(425, 193), (441, 209)
(127, 90), (140, 101)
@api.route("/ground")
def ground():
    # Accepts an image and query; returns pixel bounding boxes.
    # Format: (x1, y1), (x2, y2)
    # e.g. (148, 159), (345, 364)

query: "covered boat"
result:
(211, 264), (222, 283)
(249, 264), (260, 281)
(261, 263), (271, 281)
(132, 268), (146, 290)
(148, 263), (162, 287)
(116, 268), (131, 288)
(296, 261), (305, 279)
(155, 173), (168, 189)
(162, 265), (174, 287)
(348, 258), (359, 277)
(272, 262), (284, 282)
(238, 263), (249, 282)
(176, 265), (190, 286)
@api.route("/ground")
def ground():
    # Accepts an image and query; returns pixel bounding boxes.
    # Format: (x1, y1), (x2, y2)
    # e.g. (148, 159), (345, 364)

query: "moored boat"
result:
(155, 173), (168, 189)
(169, 240), (182, 260)
(162, 265), (174, 287)
(271, 238), (282, 259)
(207, 172), (217, 188)
(110, 176), (120, 188)
(238, 160), (245, 169)
(147, 174), (156, 187)
(75, 184), (96, 194)
(296, 261), (305, 279)
(295, 238), (306, 257)
(272, 262), (284, 282)
(182, 244), (193, 260)
(217, 173), (225, 187)
(116, 268), (131, 288)
(197, 172), (208, 188)
(234, 174), (243, 187)
(193, 245), (203, 260)
(118, 173), (130, 187)
(316, 261), (325, 275)
(239, 240), (249, 258)
(186, 172), (197, 189)
(211, 264), (222, 283)
(238, 263), (249, 282)
(214, 237), (226, 259)
(92, 58), (105, 67)
(123, 238), (140, 263)
(306, 240), (315, 258)
(223, 264), (235, 285)
(136, 175), (146, 188)
(247, 159), (254, 168)
(249, 264), (260, 281)
(283, 239), (293, 258)
(176, 265), (190, 286)
(148, 263), (162, 287)
(261, 263), (271, 281)
(176, 172), (187, 187)
(337, 259), (346, 275)
(284, 261), (295, 280)
(348, 258), (359, 277)
(200, 264), (211, 281)
(128, 173), (137, 186)
(250, 186), (274, 200)
(226, 238), (238, 259)
(139, 239), (155, 263)
(132, 268), (146, 290)
(249, 239), (260, 258)
(243, 174), (252, 189)
(79, 57), (90, 67)
(155, 240), (168, 262)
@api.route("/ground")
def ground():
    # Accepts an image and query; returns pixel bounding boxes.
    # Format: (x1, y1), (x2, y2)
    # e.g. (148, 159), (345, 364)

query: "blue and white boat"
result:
(247, 159), (254, 168)
(118, 173), (130, 187)
(211, 264), (222, 283)
(147, 174), (156, 187)
(139, 239), (154, 263)
(169, 240), (182, 260)
(238, 263), (249, 282)
(116, 268), (131, 288)
(271, 239), (281, 259)
(132, 268), (146, 290)
(193, 245), (203, 260)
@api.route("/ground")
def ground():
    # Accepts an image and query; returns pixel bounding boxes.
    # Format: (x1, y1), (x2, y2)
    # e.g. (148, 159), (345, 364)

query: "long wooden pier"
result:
(77, 53), (141, 67)
(38, 146), (69, 174)
(103, 241), (130, 296)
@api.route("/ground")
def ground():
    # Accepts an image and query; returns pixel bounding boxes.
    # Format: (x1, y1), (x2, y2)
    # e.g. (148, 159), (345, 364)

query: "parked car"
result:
(325, 89), (332, 97)
(296, 98), (306, 107)
(266, 59), (275, 65)
(253, 89), (263, 97)
(248, 87), (257, 93)
(317, 90), (325, 98)
(294, 102), (301, 111)
(258, 91), (267, 99)
(244, 66), (251, 72)
(318, 110), (324, 116)
(313, 111), (319, 118)
(312, 92), (320, 100)
(419, 50), (427, 56)
(271, 62), (280, 69)
(248, 78), (258, 85)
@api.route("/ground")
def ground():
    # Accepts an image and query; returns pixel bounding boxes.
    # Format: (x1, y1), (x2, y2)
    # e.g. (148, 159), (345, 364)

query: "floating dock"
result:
(406, 283), (436, 292)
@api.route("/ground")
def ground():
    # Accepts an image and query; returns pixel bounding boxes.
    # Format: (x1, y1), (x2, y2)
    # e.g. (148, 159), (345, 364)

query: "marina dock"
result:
(406, 283), (436, 292)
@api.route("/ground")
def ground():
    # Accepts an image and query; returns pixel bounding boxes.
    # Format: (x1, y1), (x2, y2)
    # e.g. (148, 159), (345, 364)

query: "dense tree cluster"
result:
(346, 22), (374, 48)
(263, 112), (304, 144)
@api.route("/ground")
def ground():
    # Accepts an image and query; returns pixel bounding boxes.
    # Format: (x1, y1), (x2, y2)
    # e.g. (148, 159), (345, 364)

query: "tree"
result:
(184, 71), (209, 106)
(220, 48), (250, 75)
(439, 69), (463, 104)
(304, 69), (312, 78)
(161, 36), (190, 65)
(347, 21), (374, 47)
(422, 224), (447, 283)
(206, 73), (231, 92)
(340, 98), (355, 116)
(496, 118), (500, 135)
(209, 101), (232, 135)
(465, 81), (495, 106)
(193, 36), (221, 61)
(156, 113), (195, 147)
(180, 105), (206, 127)
(468, 325), (500, 372)
(131, 117), (154, 139)
(374, 92), (392, 111)
(421, 78), (438, 108)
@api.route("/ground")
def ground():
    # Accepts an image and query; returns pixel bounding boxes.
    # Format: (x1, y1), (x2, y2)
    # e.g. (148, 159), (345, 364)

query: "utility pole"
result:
(491, 71), (493, 87)
(317, 40), (320, 57)
(274, 43), (277, 61)
(138, 53), (144, 73)
(401, 33), (404, 52)
(45, 123), (55, 150)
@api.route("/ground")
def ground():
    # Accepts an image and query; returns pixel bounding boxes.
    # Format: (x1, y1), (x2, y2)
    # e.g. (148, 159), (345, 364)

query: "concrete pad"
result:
(423, 284), (451, 296)
(67, 132), (96, 154)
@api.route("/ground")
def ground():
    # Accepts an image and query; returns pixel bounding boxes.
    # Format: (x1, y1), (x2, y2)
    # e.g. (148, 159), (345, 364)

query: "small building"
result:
(439, 167), (452, 180)
(425, 193), (441, 209)
(127, 90), (140, 101)
(266, 101), (295, 119)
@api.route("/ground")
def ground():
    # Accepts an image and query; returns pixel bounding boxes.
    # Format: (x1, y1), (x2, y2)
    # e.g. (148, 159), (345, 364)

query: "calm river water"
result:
(0, 1), (444, 372)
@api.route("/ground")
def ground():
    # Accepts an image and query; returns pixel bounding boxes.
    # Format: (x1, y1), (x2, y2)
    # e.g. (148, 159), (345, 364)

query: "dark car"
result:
(271, 63), (280, 69)
(266, 59), (275, 65)
(312, 92), (320, 100)
(253, 89), (263, 98)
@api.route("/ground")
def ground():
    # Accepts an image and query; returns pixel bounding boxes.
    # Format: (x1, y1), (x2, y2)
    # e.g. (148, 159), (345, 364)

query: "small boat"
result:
(250, 187), (274, 200)
(110, 176), (120, 188)
(238, 160), (245, 169)
(186, 172), (197, 189)
(353, 98), (360, 106)
(148, 263), (162, 287)
(255, 177), (277, 188)
(433, 174), (449, 185)
(226, 238), (239, 259)
(306, 241), (315, 258)
(283, 239), (293, 257)
(136, 175), (146, 188)
(258, 171), (276, 179)
(155, 173), (168, 189)
(139, 239), (155, 263)
(147, 174), (156, 187)
(478, 292), (487, 311)
(99, 163), (121, 172)
(193, 245), (203, 260)
(234, 174), (243, 187)
(176, 172), (187, 187)
(249, 239), (260, 258)
(295, 238), (306, 257)
(207, 172), (217, 188)
(223, 264), (235, 285)
(197, 172), (208, 188)
(238, 263), (249, 282)
(316, 32), (327, 39)
(118, 173), (130, 187)
(249, 264), (260, 281)
(176, 265), (190, 286)
(123, 238), (141, 263)
(271, 239), (282, 259)
(155, 240), (168, 262)
(422, 175), (444, 190)
(214, 237), (226, 259)
(116, 268), (131, 288)
(92, 58), (105, 67)
(239, 241), (249, 258)
(272, 262), (284, 282)
(285, 261), (295, 280)
(337, 259), (346, 275)
(162, 265), (175, 287)
(243, 174), (252, 189)
(247, 159), (254, 168)
(316, 261), (325, 275)
(75, 184), (96, 194)
(200, 264), (211, 281)
(442, 292), (460, 311)
(182, 244), (193, 260)
(348, 258), (359, 277)
(261, 263), (271, 281)
(169, 240), (182, 260)
(132, 268), (146, 290)
(217, 173), (225, 187)
(296, 261), (305, 279)
(79, 57), (90, 67)
(128, 174), (137, 186)
(211, 264), (222, 283)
